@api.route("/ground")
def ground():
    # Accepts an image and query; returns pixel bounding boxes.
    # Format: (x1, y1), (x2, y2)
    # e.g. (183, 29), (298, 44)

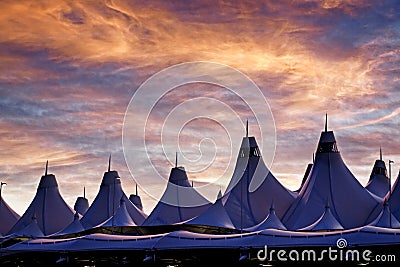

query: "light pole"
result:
(389, 160), (394, 228)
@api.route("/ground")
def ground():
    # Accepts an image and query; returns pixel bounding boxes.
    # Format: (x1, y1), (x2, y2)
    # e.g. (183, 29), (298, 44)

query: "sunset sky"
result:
(1, 0), (399, 215)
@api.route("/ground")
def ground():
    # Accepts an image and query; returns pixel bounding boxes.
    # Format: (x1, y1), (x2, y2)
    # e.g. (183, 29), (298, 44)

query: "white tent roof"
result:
(7, 227), (400, 253)
(80, 169), (147, 228)
(301, 204), (344, 231)
(282, 127), (381, 230)
(74, 196), (89, 216)
(295, 163), (313, 193)
(11, 214), (44, 238)
(102, 198), (136, 227)
(365, 150), (389, 199)
(0, 195), (20, 235)
(245, 204), (287, 231)
(8, 164), (75, 236)
(369, 201), (400, 228)
(185, 191), (234, 229)
(223, 136), (296, 229)
(55, 212), (85, 235)
(143, 166), (211, 226)
(129, 185), (143, 211)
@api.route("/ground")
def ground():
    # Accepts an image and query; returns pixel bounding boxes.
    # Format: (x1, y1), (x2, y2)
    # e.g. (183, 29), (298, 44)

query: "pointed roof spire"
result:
(135, 184), (138, 196)
(325, 113), (328, 132)
(83, 186), (86, 199)
(191, 180), (194, 187)
(108, 154), (111, 172)
(175, 151), (178, 168)
(45, 160), (48, 176)
(246, 119), (249, 137)
(380, 147), (383, 161)
(312, 153), (315, 164)
(245, 199), (287, 231)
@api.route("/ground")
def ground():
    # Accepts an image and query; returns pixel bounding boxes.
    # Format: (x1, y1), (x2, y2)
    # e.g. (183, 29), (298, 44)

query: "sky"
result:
(0, 0), (399, 215)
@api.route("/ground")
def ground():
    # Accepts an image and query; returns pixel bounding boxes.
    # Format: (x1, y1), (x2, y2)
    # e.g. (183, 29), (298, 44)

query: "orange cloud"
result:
(0, 0), (398, 214)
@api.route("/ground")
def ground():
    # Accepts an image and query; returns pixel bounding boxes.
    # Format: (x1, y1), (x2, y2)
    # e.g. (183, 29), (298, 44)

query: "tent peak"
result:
(173, 152), (185, 170)
(246, 119), (249, 137)
(325, 113), (328, 132)
(168, 165), (190, 186)
(108, 154), (111, 172)
(45, 160), (48, 176)
(317, 123), (338, 153)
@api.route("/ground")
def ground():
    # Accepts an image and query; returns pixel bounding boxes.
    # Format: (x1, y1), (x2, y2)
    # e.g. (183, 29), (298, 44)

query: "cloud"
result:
(0, 0), (399, 214)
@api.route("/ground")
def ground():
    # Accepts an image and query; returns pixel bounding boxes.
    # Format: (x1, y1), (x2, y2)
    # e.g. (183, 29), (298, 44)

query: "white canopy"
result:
(101, 198), (136, 227)
(55, 212), (85, 235)
(185, 191), (234, 229)
(8, 164), (75, 236)
(143, 166), (211, 226)
(223, 136), (296, 229)
(369, 201), (400, 228)
(153, 227), (400, 249)
(245, 204), (287, 231)
(74, 196), (89, 216)
(301, 204), (344, 231)
(0, 195), (20, 235)
(80, 169), (147, 228)
(9, 227), (400, 253)
(282, 128), (381, 230)
(10, 214), (44, 238)
(365, 149), (390, 199)
(129, 185), (143, 211)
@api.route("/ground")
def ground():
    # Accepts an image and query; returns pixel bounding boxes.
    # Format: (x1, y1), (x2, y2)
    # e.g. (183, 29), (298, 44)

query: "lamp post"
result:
(389, 160), (394, 228)
(0, 182), (6, 209)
